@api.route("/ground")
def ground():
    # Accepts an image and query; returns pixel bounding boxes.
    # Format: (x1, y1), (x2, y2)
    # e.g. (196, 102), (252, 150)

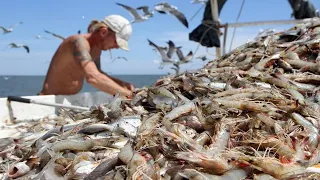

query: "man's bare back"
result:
(40, 35), (99, 95)
(39, 15), (134, 97)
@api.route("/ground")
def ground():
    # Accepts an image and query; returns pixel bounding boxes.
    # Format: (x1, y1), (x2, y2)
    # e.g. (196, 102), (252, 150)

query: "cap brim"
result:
(116, 34), (129, 51)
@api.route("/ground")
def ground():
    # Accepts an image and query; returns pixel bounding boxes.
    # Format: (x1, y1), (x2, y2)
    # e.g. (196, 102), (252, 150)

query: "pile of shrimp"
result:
(2, 19), (320, 179)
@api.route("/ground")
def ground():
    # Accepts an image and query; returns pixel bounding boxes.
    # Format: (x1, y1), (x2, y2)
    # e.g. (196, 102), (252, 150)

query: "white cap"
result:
(101, 15), (132, 51)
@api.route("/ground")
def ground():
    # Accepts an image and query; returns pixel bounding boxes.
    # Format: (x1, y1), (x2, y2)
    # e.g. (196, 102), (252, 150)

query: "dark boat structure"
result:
(189, 0), (320, 56)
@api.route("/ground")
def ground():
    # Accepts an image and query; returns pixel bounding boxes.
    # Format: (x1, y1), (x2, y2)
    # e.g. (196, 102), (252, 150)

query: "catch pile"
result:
(2, 20), (320, 180)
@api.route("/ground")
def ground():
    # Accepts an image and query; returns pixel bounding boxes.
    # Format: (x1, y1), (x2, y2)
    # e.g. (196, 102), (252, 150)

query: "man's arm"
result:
(95, 57), (135, 91)
(72, 36), (132, 97)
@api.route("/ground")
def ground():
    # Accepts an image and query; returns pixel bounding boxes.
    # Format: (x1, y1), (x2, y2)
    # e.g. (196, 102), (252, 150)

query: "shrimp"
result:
(218, 92), (276, 101)
(236, 156), (306, 179)
(195, 131), (212, 146)
(236, 54), (253, 67)
(84, 157), (121, 180)
(278, 58), (294, 72)
(175, 115), (204, 131)
(210, 66), (241, 73)
(253, 173), (277, 180)
(163, 101), (196, 123)
(254, 54), (280, 71)
(293, 74), (320, 84)
(137, 112), (162, 136)
(212, 88), (258, 98)
(287, 60), (320, 74)
(291, 113), (319, 149)
(177, 168), (247, 180)
(167, 123), (203, 151)
(255, 113), (283, 134)
(258, 74), (298, 90)
(154, 128), (201, 152)
(287, 88), (306, 105)
(175, 151), (233, 175)
(149, 87), (177, 100)
(118, 141), (155, 179)
(242, 136), (296, 161)
(173, 90), (191, 104)
(213, 99), (280, 114)
(206, 125), (230, 156)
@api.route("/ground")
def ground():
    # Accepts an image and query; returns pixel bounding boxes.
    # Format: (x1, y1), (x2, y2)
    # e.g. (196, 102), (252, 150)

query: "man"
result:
(39, 15), (135, 98)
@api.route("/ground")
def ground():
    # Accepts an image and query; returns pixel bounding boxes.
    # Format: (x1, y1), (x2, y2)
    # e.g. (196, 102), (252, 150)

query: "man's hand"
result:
(125, 83), (135, 92)
(123, 83), (135, 99)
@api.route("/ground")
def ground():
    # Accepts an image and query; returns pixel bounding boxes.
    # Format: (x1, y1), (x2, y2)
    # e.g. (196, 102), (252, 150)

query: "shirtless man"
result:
(39, 15), (134, 97)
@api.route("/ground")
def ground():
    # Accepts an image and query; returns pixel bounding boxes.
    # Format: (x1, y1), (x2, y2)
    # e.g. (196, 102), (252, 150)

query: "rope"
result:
(228, 0), (246, 52)
(191, 22), (219, 61)
(189, 4), (206, 22)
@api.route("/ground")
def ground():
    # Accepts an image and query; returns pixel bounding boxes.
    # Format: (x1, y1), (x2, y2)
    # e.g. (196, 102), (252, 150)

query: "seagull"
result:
(167, 40), (179, 59)
(44, 30), (65, 40)
(137, 6), (154, 17)
(148, 39), (175, 69)
(8, 43), (30, 53)
(196, 55), (208, 61)
(154, 2), (189, 28)
(116, 3), (151, 23)
(0, 21), (23, 34)
(35, 35), (50, 40)
(191, 0), (208, 4)
(112, 56), (128, 63)
(176, 47), (193, 64)
(152, 46), (168, 52)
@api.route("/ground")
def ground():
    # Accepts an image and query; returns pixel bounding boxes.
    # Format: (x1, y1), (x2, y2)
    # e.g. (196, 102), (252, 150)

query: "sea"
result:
(0, 75), (165, 98)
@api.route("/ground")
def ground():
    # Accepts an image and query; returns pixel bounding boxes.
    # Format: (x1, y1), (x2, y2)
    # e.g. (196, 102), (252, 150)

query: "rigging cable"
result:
(228, 0), (246, 52)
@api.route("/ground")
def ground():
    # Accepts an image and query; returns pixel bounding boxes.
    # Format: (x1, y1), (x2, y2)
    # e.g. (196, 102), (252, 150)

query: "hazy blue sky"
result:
(0, 0), (319, 75)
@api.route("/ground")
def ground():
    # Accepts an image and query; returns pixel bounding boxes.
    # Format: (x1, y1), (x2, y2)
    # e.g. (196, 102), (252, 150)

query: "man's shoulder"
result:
(68, 35), (90, 49)
(68, 35), (88, 42)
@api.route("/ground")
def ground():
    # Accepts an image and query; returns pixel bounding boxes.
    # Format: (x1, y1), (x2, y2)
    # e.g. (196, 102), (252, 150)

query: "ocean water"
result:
(0, 75), (165, 97)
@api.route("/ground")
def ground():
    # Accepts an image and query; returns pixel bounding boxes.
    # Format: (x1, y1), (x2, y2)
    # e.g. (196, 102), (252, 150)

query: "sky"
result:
(0, 0), (319, 75)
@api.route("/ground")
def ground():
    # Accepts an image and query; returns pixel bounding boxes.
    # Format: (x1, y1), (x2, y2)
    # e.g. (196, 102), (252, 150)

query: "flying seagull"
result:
(137, 6), (154, 17)
(191, 0), (208, 4)
(116, 3), (152, 23)
(154, 2), (189, 28)
(152, 46), (168, 52)
(176, 48), (193, 64)
(148, 39), (175, 69)
(8, 43), (30, 53)
(112, 56), (128, 63)
(35, 35), (50, 40)
(196, 55), (208, 61)
(44, 30), (65, 40)
(0, 21), (23, 34)
(166, 40), (180, 59)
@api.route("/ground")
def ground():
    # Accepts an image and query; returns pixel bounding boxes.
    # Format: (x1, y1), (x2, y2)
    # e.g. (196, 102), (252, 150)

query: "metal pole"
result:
(210, 0), (221, 58)
(220, 18), (317, 28)
(222, 23), (228, 55)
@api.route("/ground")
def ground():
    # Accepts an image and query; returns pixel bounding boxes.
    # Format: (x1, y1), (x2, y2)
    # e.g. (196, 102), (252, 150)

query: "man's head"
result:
(88, 15), (132, 51)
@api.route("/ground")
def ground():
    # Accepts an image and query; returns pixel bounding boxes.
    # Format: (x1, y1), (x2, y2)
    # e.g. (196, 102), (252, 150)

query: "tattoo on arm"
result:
(72, 37), (92, 62)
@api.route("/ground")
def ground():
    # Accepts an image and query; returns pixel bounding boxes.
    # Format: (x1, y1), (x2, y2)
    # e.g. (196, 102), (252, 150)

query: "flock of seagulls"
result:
(2, 1), (210, 70)
(147, 39), (194, 69)
(117, 1), (210, 70)
(117, 2), (189, 28)
(0, 20), (67, 54)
